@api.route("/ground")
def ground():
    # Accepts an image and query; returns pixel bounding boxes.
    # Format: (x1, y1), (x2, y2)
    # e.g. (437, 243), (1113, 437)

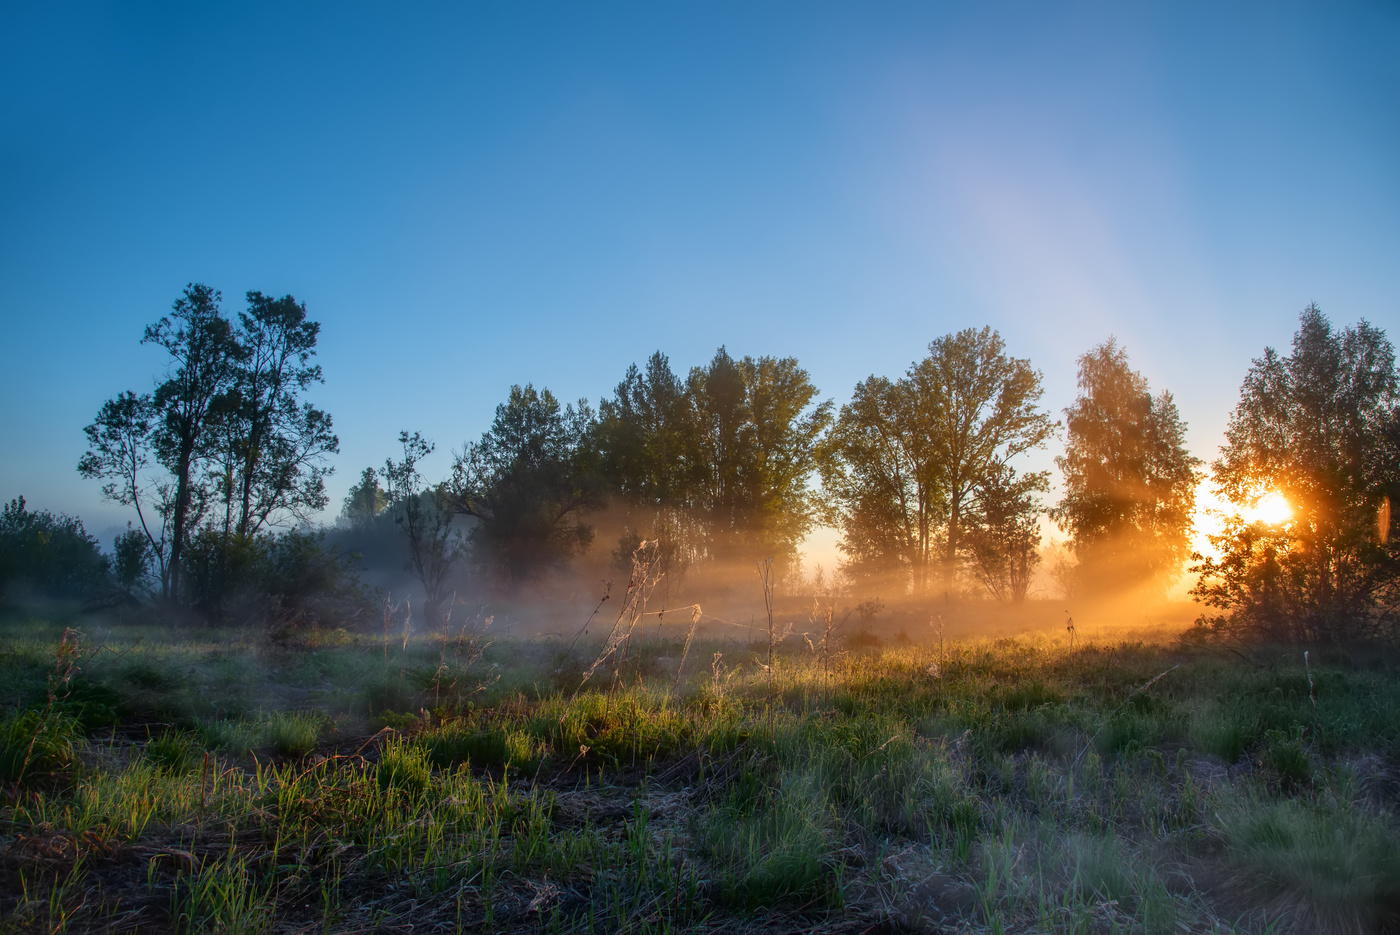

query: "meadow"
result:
(2, 609), (1399, 934)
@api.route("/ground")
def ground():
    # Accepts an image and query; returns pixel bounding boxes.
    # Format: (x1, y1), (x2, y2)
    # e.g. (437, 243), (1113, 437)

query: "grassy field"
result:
(2, 610), (1399, 934)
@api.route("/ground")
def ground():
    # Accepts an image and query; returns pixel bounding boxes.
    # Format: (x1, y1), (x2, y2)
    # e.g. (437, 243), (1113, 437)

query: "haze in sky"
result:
(2, 2), (1397, 565)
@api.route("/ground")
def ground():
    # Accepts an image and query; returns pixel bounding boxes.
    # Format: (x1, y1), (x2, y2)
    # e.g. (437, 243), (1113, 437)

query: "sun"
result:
(1244, 491), (1292, 526)
(1190, 483), (1294, 559)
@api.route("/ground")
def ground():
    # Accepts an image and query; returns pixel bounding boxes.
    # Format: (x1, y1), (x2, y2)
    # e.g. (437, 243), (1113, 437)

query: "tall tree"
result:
(739, 354), (835, 556)
(212, 291), (338, 538)
(686, 348), (750, 553)
(818, 376), (940, 587)
(80, 285), (242, 599)
(685, 349), (832, 561)
(963, 464), (1048, 602)
(144, 284), (242, 599)
(597, 352), (691, 506)
(1193, 306), (1400, 641)
(449, 386), (600, 584)
(79, 284), (338, 604)
(79, 390), (170, 590)
(596, 353), (700, 573)
(910, 327), (1056, 591)
(1052, 339), (1201, 595)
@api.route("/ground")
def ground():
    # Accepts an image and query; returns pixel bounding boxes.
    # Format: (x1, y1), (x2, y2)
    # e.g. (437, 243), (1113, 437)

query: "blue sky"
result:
(2, 2), (1398, 557)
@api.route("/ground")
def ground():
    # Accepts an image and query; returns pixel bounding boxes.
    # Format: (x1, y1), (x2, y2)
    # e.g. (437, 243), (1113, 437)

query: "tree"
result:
(685, 348), (832, 561)
(79, 284), (338, 606)
(80, 285), (241, 599)
(340, 467), (389, 528)
(1192, 306), (1400, 642)
(736, 354), (834, 557)
(596, 352), (700, 575)
(78, 390), (170, 590)
(111, 525), (153, 598)
(382, 431), (464, 625)
(449, 387), (600, 585)
(821, 329), (1053, 594)
(1052, 339), (1201, 595)
(144, 284), (244, 600)
(818, 376), (939, 586)
(910, 327), (1057, 592)
(208, 291), (338, 538)
(0, 497), (109, 599)
(963, 464), (1048, 602)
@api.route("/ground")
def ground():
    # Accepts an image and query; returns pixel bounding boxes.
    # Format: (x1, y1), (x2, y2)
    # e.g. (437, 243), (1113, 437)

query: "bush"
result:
(0, 497), (110, 601)
(180, 529), (377, 629)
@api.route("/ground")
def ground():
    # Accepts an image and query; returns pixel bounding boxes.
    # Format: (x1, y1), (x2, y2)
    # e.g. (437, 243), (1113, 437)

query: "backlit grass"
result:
(2, 618), (1399, 932)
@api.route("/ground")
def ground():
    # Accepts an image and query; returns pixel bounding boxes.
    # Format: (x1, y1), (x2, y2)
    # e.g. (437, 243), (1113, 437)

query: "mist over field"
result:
(4, 4), (1400, 933)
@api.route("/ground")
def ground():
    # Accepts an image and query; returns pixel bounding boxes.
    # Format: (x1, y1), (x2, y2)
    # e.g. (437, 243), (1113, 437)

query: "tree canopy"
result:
(1193, 305), (1400, 641)
(821, 328), (1054, 596)
(1052, 339), (1201, 595)
(79, 284), (337, 605)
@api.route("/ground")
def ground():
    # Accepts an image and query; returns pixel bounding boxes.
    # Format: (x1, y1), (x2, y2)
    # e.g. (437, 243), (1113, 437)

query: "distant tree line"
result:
(0, 283), (1389, 644)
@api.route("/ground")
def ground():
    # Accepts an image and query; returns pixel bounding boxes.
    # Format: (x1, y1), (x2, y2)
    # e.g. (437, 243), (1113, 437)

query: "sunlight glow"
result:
(1189, 482), (1293, 561)
(1244, 491), (1292, 526)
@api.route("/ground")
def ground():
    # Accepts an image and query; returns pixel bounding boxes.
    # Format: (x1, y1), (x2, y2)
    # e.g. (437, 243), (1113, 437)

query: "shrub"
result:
(0, 497), (109, 600)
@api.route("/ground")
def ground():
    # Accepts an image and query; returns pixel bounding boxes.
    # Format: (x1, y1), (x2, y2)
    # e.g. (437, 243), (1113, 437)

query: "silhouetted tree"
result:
(382, 431), (464, 624)
(0, 497), (110, 599)
(822, 329), (1052, 594)
(1052, 339), (1200, 595)
(208, 291), (338, 538)
(78, 390), (170, 589)
(111, 525), (153, 598)
(1193, 306), (1400, 641)
(449, 387), (600, 585)
(596, 352), (700, 574)
(686, 349), (832, 561)
(79, 284), (338, 607)
(80, 285), (241, 599)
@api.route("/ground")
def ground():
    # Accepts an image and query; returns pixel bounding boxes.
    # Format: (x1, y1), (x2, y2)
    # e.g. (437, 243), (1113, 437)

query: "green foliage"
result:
(376, 736), (431, 796)
(1052, 338), (1202, 595)
(1218, 792), (1400, 931)
(339, 466), (387, 527)
(1194, 304), (1400, 641)
(78, 283), (338, 608)
(597, 348), (833, 568)
(699, 770), (842, 910)
(195, 711), (327, 757)
(449, 386), (600, 583)
(179, 529), (375, 629)
(0, 496), (110, 600)
(147, 730), (203, 775)
(820, 327), (1054, 594)
(5, 623), (1400, 933)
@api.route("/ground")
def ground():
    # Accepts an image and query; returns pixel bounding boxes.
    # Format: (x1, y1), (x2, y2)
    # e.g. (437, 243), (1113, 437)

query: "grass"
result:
(1, 615), (1399, 933)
